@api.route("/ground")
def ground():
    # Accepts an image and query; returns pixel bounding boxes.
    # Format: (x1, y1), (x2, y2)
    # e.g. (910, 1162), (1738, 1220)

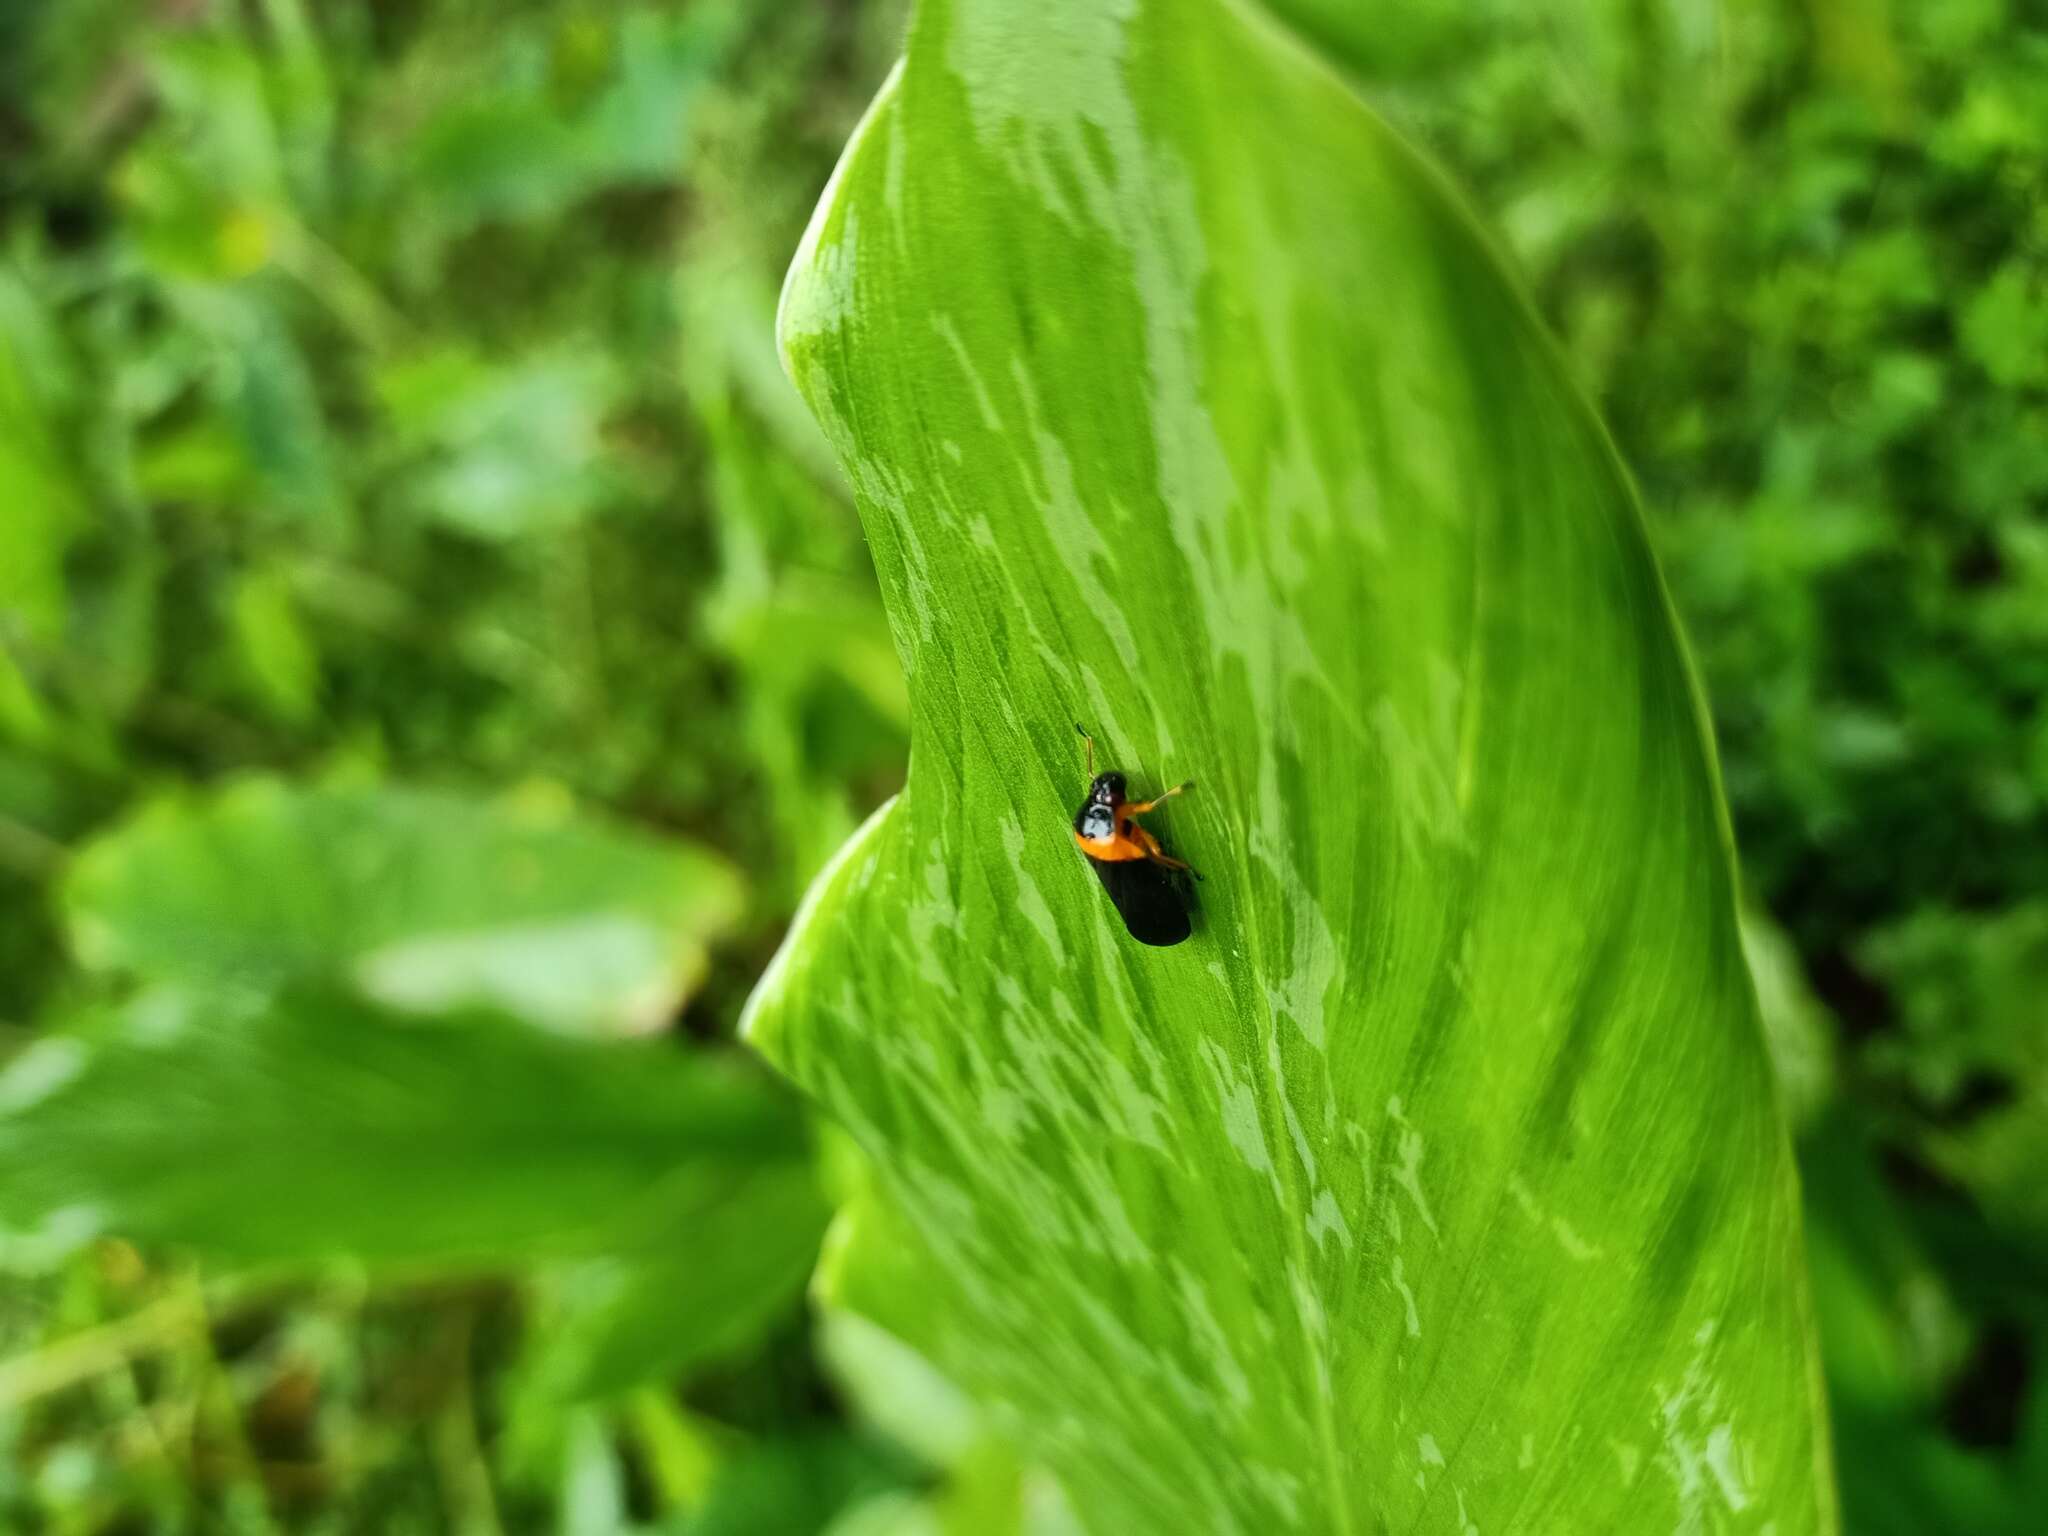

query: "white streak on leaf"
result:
(1308, 1189), (1351, 1252)
(933, 314), (1004, 432)
(1389, 1256), (1421, 1339)
(1173, 1261), (1252, 1418)
(1201, 1039), (1274, 1181)
(1388, 1097), (1440, 1237)
(998, 813), (1066, 965)
(1614, 1441), (1642, 1487)
(1705, 1424), (1753, 1515)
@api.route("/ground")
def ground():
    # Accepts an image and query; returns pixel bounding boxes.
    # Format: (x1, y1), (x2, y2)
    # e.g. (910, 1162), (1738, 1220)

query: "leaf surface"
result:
(65, 779), (742, 1034)
(747, 1), (1835, 1531)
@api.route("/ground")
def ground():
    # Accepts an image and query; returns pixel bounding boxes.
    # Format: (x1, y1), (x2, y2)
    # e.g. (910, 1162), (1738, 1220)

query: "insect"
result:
(1071, 723), (1199, 947)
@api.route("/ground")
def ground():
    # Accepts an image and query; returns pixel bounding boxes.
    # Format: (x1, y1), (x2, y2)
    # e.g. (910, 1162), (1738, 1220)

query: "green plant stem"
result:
(187, 1277), (285, 1536)
(431, 1302), (506, 1536)
(0, 1288), (204, 1411)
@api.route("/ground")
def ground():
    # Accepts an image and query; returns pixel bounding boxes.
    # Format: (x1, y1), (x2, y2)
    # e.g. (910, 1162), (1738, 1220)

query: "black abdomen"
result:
(1089, 857), (1192, 946)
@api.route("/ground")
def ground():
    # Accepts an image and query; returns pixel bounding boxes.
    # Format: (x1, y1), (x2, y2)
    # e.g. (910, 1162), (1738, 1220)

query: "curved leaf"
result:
(64, 779), (742, 1034)
(746, 1), (1834, 1532)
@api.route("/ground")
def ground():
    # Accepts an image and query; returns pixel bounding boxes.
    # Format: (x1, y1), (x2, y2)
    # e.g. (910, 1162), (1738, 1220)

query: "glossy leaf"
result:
(0, 988), (806, 1270)
(64, 779), (742, 1034)
(747, 1), (1834, 1532)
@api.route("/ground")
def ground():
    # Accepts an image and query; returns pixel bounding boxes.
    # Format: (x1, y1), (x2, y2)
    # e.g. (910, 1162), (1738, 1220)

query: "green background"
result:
(2, 0), (2043, 1530)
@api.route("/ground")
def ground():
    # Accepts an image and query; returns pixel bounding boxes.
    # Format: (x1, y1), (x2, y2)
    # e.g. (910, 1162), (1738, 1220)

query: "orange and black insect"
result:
(1071, 724), (1199, 947)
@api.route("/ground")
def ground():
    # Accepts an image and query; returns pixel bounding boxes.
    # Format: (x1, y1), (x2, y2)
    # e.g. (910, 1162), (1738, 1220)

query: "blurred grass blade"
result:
(0, 987), (806, 1271)
(64, 779), (742, 1034)
(0, 264), (87, 643)
(748, 0), (1835, 1531)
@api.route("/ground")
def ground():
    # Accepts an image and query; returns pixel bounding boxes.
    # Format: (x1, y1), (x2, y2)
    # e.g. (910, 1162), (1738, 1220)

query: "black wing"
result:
(1089, 857), (1192, 947)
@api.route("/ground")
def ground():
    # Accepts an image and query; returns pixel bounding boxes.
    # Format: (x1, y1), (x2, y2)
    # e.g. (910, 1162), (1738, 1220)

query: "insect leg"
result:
(1126, 780), (1194, 815)
(1129, 824), (1200, 880)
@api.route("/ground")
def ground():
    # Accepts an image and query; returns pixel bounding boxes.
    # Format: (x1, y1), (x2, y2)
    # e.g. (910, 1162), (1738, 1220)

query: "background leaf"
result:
(0, 987), (806, 1270)
(64, 779), (744, 1034)
(750, 0), (1832, 1531)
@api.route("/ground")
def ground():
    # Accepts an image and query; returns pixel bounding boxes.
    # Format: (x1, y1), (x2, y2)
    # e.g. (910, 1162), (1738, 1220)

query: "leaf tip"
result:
(775, 57), (904, 399)
(739, 793), (899, 1063)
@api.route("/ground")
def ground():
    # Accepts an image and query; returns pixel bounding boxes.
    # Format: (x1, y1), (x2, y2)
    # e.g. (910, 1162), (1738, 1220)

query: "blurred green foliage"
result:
(2, 1), (916, 1530)
(0, 0), (2043, 1531)
(0, 0), (909, 1030)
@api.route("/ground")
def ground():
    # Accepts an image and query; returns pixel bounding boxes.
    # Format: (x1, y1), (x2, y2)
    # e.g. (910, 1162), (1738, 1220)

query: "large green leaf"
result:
(64, 779), (742, 1034)
(745, 2), (1834, 1532)
(0, 987), (804, 1270)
